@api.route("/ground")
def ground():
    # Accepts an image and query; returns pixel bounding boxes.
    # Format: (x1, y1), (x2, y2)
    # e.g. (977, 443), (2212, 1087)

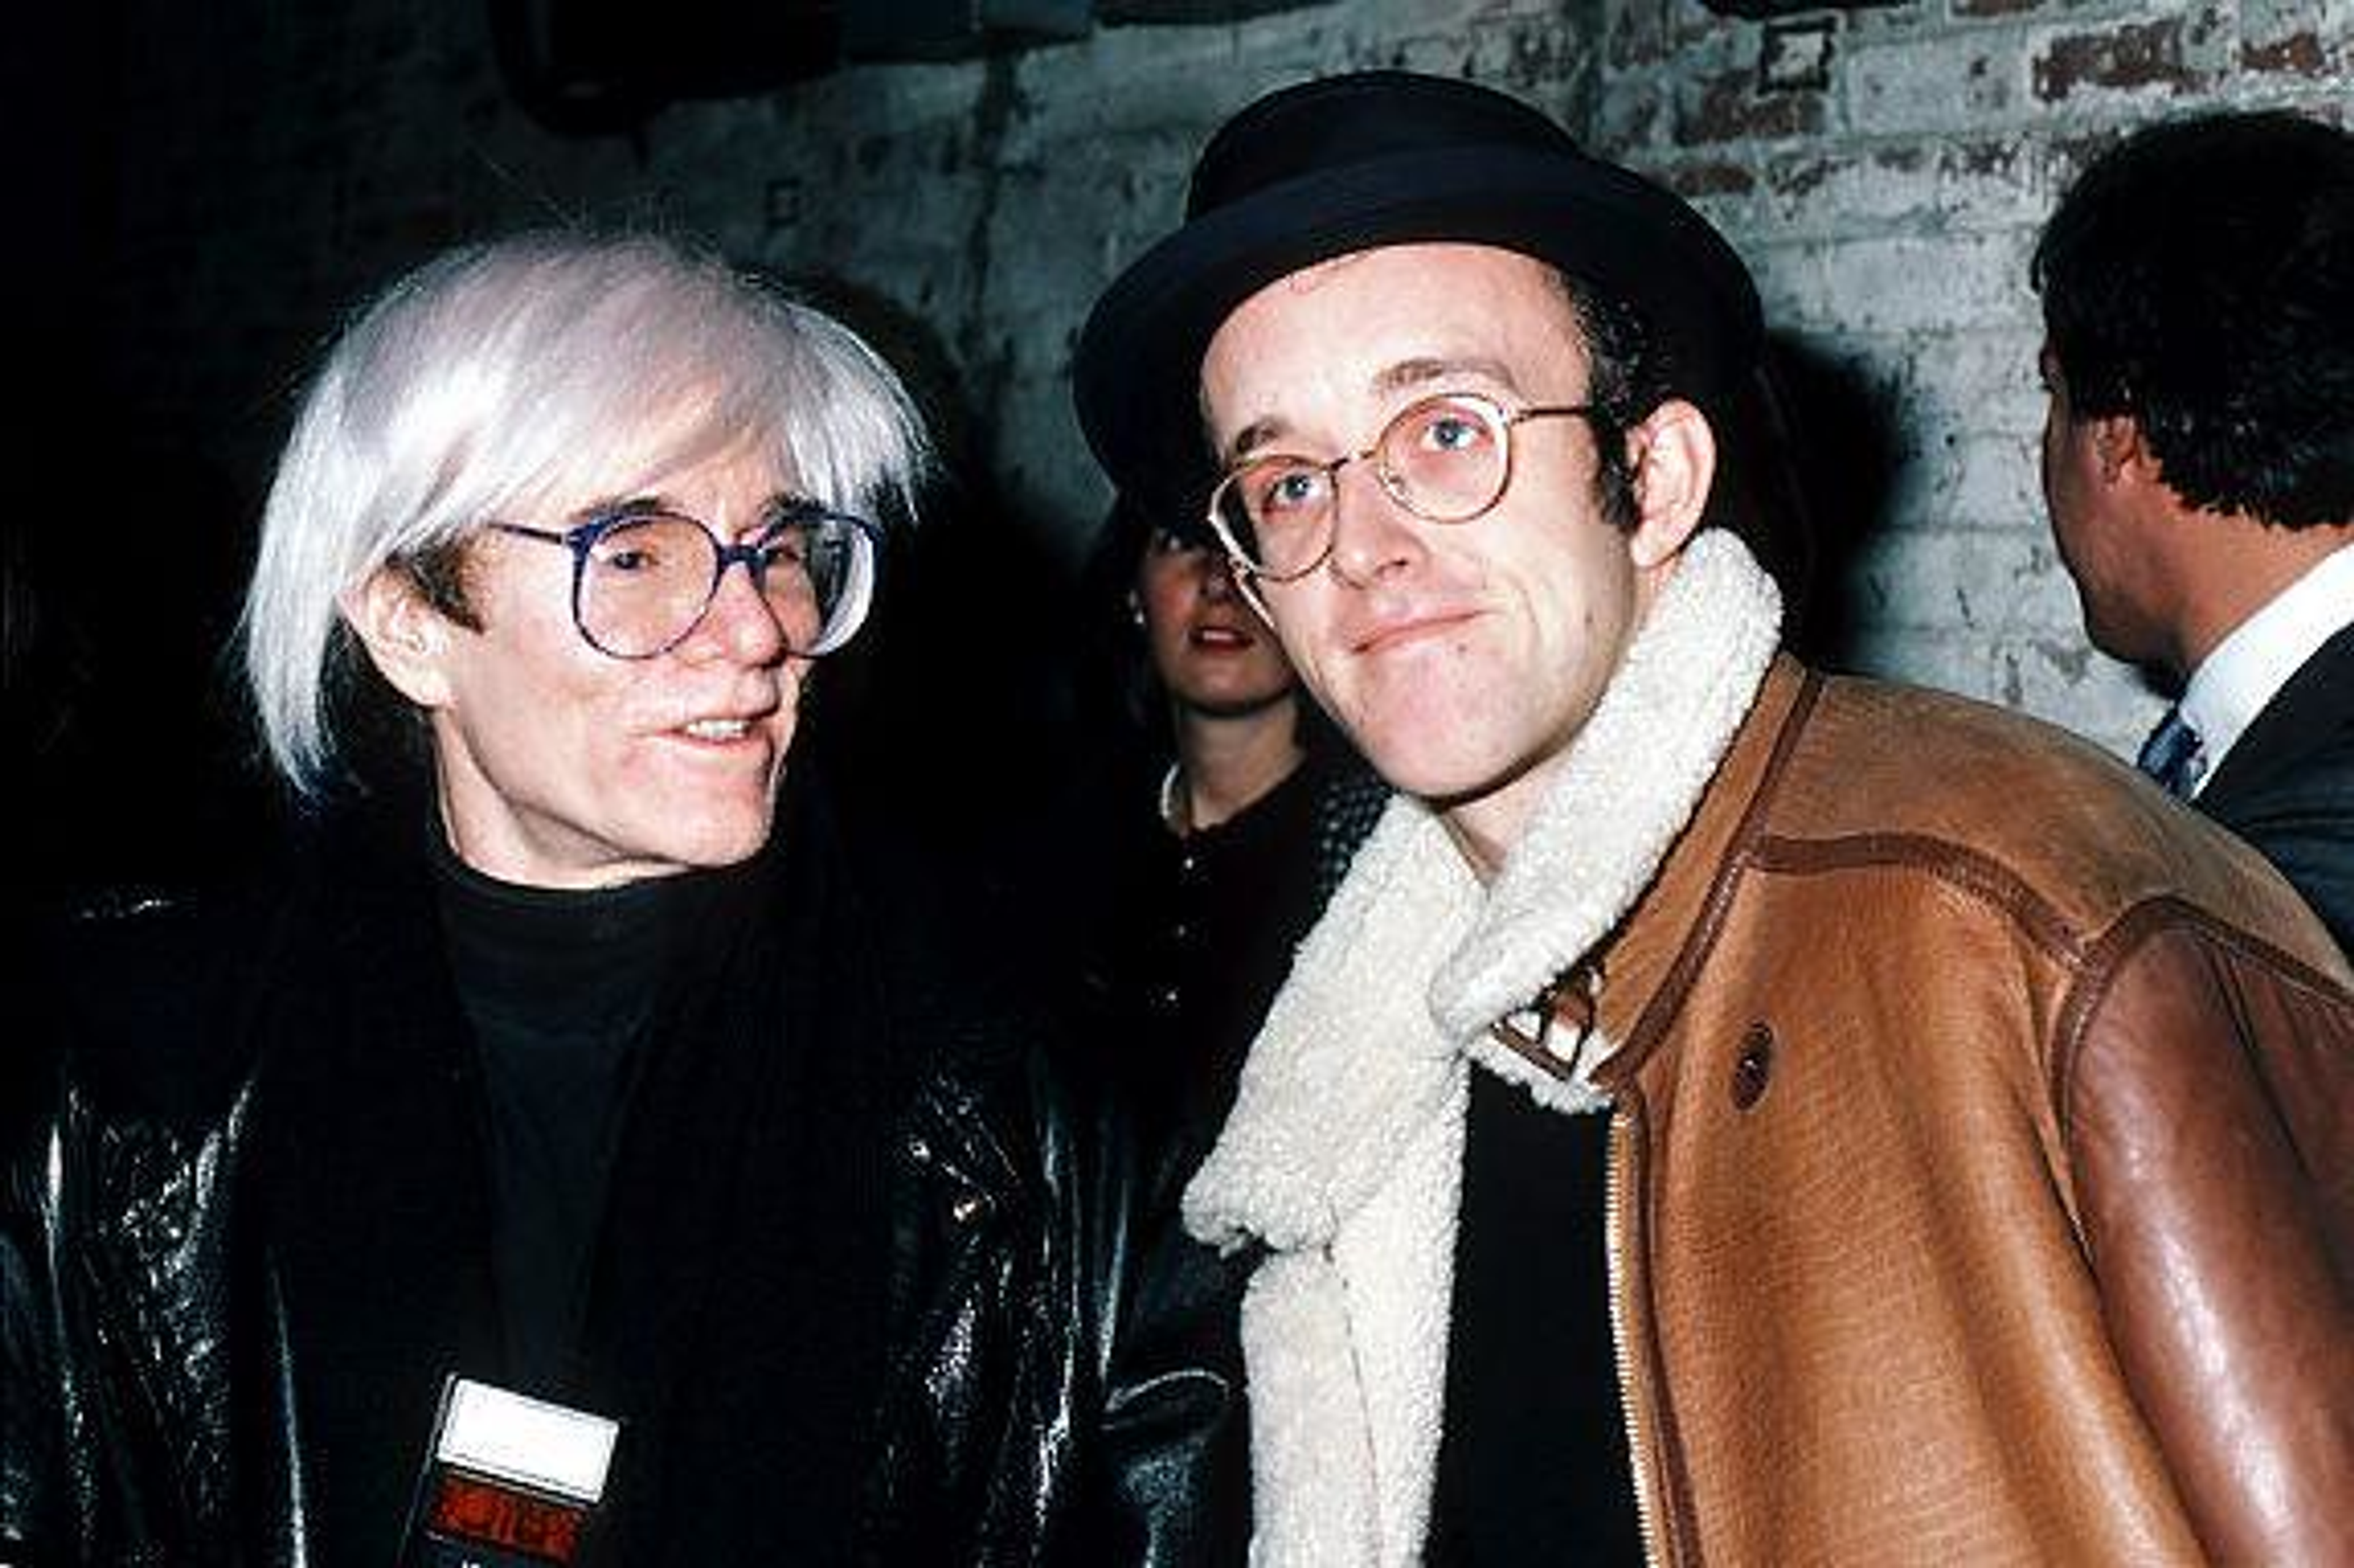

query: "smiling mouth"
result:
(1192, 625), (1254, 649)
(1354, 611), (1474, 657)
(680, 717), (753, 741)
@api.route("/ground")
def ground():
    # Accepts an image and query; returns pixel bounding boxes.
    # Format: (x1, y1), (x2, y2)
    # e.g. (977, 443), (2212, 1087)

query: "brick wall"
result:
(1598, 0), (2350, 752)
(77, 0), (2354, 756)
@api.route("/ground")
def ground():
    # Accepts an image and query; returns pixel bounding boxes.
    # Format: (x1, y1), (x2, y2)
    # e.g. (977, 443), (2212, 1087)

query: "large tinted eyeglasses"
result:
(492, 502), (880, 660)
(1206, 392), (1598, 582)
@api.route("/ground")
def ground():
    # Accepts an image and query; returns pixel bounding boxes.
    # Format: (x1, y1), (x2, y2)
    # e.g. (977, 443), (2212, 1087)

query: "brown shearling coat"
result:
(1574, 659), (2354, 1565)
(1187, 533), (2351, 1566)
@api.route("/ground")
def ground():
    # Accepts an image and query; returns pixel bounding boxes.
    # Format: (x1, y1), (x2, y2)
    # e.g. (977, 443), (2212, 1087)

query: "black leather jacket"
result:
(1, 797), (1249, 1566)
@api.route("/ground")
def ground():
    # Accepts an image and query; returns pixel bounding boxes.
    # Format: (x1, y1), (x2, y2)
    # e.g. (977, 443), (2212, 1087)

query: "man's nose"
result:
(687, 557), (793, 662)
(1326, 458), (1425, 587)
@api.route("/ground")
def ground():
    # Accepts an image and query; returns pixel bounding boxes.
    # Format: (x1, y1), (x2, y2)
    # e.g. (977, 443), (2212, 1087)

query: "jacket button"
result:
(1732, 1022), (1774, 1110)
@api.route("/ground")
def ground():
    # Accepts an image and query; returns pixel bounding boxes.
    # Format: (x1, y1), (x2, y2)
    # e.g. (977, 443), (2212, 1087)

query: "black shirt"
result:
(433, 842), (685, 1394)
(1426, 1070), (1645, 1565)
(1089, 748), (1382, 1181)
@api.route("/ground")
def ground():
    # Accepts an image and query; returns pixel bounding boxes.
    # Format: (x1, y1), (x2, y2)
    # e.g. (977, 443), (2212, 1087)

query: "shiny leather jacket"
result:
(1, 807), (1249, 1566)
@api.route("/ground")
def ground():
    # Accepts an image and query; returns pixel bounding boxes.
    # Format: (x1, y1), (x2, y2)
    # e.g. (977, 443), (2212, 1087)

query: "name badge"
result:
(400, 1377), (621, 1567)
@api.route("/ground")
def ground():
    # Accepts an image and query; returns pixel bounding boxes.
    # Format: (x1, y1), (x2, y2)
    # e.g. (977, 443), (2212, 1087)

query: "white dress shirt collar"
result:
(2179, 540), (2354, 797)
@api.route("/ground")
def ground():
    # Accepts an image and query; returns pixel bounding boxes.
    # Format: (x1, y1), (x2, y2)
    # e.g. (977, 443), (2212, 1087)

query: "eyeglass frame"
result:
(1203, 392), (1602, 586)
(489, 499), (882, 661)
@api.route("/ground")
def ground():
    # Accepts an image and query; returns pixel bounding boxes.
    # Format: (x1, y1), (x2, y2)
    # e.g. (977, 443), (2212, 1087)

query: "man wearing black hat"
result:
(1075, 70), (2354, 1566)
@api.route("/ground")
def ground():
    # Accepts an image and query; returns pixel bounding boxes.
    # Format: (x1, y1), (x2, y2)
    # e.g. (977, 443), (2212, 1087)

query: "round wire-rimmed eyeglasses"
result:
(490, 501), (881, 661)
(1205, 391), (1599, 584)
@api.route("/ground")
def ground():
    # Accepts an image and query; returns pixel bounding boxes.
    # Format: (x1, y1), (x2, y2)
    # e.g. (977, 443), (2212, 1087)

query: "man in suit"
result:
(2036, 108), (2354, 953)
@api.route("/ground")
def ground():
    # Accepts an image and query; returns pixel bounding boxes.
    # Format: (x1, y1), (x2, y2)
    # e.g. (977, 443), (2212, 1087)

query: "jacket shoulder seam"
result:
(1746, 831), (2088, 962)
(2053, 894), (2353, 1132)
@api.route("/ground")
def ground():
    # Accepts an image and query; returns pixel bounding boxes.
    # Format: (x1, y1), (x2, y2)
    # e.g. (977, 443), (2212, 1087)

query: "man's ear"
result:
(341, 566), (455, 710)
(1625, 398), (1716, 571)
(2090, 412), (2150, 486)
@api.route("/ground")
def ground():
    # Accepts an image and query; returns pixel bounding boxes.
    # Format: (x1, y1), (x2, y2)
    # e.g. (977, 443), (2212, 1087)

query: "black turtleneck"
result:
(430, 834), (689, 1395)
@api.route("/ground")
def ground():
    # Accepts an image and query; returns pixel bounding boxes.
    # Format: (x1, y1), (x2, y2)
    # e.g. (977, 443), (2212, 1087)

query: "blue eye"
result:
(1396, 398), (1501, 460)
(1259, 466), (1328, 516)
(1426, 415), (1481, 451)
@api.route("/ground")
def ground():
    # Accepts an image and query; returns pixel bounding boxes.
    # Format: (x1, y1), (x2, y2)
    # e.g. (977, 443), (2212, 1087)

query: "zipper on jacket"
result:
(1606, 1100), (1667, 1568)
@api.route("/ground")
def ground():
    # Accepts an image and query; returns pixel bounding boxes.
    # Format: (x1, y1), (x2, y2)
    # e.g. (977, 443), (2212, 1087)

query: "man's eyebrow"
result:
(1224, 415), (1290, 463)
(564, 492), (669, 524)
(1216, 356), (1529, 462)
(1371, 356), (1520, 397)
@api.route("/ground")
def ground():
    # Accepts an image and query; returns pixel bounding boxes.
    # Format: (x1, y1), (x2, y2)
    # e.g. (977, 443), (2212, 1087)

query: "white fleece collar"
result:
(1181, 531), (1782, 1566)
(1186, 528), (1783, 1255)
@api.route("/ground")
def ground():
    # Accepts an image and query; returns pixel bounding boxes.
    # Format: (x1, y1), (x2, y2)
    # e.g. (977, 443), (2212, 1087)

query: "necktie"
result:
(2136, 706), (2204, 798)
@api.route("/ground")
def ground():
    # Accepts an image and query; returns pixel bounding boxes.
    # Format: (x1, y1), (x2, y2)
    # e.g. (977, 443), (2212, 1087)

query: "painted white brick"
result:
(1758, 142), (1946, 235)
(1769, 228), (2032, 334)
(1938, 430), (2050, 531)
(1845, 28), (2028, 138)
(1993, 638), (2165, 761)
(1845, 527), (2081, 636)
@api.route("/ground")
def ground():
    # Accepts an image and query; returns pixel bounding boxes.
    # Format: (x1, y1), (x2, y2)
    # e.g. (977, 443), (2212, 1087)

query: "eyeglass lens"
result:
(1213, 395), (1512, 579)
(577, 512), (869, 658)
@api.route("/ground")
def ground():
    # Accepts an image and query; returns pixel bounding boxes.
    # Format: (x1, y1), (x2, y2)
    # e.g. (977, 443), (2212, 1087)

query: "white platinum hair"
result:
(241, 229), (929, 797)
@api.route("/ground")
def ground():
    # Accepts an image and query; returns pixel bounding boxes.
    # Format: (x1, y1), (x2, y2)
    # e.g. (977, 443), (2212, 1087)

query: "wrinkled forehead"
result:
(1198, 242), (1593, 451)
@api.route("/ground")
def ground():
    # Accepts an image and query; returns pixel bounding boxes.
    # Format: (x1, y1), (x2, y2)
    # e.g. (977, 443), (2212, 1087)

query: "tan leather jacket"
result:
(1569, 660), (2354, 1565)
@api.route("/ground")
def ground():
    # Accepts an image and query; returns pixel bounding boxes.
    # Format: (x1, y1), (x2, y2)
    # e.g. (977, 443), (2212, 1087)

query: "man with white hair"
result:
(5, 230), (1225, 1564)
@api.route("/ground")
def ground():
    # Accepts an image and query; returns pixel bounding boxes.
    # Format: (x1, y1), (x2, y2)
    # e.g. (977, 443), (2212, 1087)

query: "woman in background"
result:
(1065, 492), (1387, 1181)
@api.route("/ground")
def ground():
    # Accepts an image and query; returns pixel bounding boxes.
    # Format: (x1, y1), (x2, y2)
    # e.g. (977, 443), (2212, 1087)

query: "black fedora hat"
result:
(1074, 69), (1762, 504)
